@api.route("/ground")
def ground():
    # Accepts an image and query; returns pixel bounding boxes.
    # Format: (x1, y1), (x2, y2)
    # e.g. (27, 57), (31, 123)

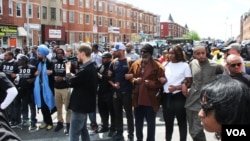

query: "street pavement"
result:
(13, 106), (217, 141)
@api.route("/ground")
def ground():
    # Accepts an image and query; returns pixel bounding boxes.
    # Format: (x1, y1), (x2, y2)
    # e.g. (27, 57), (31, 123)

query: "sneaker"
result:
(39, 123), (47, 129)
(10, 122), (17, 128)
(46, 125), (53, 131)
(97, 126), (109, 133)
(29, 123), (37, 131)
(22, 120), (30, 127)
(54, 122), (63, 132)
(64, 123), (70, 135)
(108, 130), (116, 137)
(89, 122), (98, 134)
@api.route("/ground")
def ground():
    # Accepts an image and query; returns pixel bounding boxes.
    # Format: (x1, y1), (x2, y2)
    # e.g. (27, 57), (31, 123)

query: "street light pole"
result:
(26, 0), (29, 47)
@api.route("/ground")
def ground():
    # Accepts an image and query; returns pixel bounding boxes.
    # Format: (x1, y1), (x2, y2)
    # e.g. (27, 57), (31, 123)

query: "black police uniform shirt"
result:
(0, 59), (19, 82)
(18, 64), (36, 88)
(52, 58), (68, 89)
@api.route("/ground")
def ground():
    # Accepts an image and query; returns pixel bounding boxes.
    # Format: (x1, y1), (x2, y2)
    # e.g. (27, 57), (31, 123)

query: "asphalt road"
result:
(13, 106), (217, 141)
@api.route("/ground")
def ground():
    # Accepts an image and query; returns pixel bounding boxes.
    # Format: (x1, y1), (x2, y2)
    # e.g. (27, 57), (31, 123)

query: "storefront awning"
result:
(18, 27), (27, 36)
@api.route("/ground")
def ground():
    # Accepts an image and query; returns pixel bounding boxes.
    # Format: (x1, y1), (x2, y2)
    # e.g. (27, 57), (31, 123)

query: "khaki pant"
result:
(54, 88), (71, 123)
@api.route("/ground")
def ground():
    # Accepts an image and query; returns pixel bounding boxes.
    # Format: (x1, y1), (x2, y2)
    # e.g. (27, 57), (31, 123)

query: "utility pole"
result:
(26, 0), (29, 47)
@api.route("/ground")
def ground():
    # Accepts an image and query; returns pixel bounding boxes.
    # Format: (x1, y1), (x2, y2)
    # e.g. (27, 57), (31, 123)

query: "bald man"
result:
(226, 54), (250, 87)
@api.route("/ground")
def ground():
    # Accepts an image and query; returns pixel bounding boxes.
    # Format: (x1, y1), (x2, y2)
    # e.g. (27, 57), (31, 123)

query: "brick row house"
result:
(0, 0), (160, 48)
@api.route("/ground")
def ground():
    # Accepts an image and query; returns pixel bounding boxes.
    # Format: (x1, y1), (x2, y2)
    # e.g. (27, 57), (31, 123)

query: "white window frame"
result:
(69, 0), (74, 5)
(37, 6), (40, 19)
(79, 0), (83, 7)
(69, 32), (75, 44)
(109, 4), (113, 13)
(9, 0), (13, 16)
(79, 13), (83, 24)
(93, 0), (97, 10)
(69, 11), (74, 23)
(85, 14), (90, 24)
(98, 1), (102, 11)
(16, 2), (22, 17)
(98, 16), (102, 26)
(50, 7), (56, 20)
(93, 15), (96, 25)
(0, 0), (3, 15)
(63, 0), (67, 4)
(42, 6), (47, 19)
(27, 3), (33, 18)
(63, 10), (67, 22)
(127, 21), (130, 29)
(85, 0), (90, 8)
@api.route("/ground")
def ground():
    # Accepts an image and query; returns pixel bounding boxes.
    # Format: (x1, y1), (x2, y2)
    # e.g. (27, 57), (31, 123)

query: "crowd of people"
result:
(0, 40), (249, 141)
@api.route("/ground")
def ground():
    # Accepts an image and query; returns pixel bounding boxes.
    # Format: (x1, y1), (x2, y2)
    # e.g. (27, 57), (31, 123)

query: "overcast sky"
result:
(118, 0), (250, 40)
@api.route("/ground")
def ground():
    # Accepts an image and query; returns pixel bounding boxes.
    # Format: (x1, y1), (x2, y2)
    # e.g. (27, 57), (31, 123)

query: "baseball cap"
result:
(102, 52), (112, 58)
(222, 43), (241, 52)
(112, 43), (126, 51)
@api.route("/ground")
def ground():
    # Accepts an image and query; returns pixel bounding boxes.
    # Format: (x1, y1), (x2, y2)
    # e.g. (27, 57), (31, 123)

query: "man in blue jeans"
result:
(66, 43), (98, 141)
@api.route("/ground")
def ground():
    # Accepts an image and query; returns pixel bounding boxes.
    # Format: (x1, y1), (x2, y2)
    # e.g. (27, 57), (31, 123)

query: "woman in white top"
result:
(162, 45), (192, 141)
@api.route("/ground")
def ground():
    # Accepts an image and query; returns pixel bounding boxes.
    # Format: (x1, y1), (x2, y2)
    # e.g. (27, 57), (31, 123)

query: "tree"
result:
(183, 30), (201, 41)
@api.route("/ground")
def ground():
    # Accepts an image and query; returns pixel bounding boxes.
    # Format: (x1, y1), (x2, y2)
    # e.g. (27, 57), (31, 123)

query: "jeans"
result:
(69, 111), (90, 141)
(113, 91), (134, 136)
(134, 106), (156, 141)
(88, 112), (96, 125)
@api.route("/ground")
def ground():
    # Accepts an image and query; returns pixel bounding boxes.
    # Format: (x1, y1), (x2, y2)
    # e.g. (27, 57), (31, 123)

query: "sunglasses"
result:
(200, 102), (214, 116)
(229, 63), (242, 68)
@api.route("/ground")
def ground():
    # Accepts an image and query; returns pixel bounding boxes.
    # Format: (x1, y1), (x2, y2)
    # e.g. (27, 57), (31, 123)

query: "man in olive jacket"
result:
(128, 44), (166, 141)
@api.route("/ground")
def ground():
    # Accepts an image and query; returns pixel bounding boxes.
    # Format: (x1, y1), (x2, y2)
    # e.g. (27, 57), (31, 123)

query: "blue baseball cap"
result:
(112, 43), (126, 51)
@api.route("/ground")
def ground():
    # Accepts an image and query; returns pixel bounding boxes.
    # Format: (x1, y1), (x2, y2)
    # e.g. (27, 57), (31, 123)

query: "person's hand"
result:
(158, 77), (167, 84)
(182, 83), (188, 97)
(135, 77), (142, 84)
(125, 74), (133, 80)
(168, 85), (176, 93)
(113, 82), (120, 89)
(65, 61), (71, 73)
(34, 70), (40, 76)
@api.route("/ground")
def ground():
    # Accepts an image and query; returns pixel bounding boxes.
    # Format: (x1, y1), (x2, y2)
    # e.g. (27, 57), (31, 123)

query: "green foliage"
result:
(183, 30), (201, 41)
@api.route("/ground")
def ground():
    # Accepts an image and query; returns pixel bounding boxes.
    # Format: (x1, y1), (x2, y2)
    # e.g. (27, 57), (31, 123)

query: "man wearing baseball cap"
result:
(108, 43), (134, 141)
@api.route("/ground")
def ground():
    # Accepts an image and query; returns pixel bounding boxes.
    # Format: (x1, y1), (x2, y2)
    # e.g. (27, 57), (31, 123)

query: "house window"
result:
(60, 9), (62, 21)
(9, 0), (13, 16)
(98, 1), (102, 11)
(63, 10), (67, 22)
(85, 0), (90, 8)
(93, 0), (97, 10)
(118, 20), (122, 27)
(27, 3), (33, 18)
(79, 0), (83, 7)
(98, 16), (102, 26)
(69, 11), (74, 23)
(93, 15), (96, 25)
(37, 6), (40, 19)
(63, 0), (67, 4)
(109, 4), (113, 13)
(85, 14), (90, 24)
(69, 0), (74, 5)
(51, 7), (56, 20)
(42, 6), (47, 19)
(79, 13), (83, 24)
(0, 0), (2, 14)
(109, 18), (112, 26)
(16, 2), (22, 17)
(69, 32), (74, 44)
